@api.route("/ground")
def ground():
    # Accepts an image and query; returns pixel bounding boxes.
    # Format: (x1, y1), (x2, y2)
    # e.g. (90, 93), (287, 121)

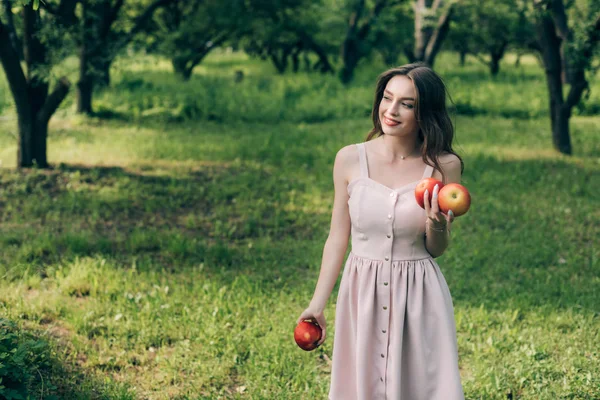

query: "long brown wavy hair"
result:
(365, 62), (464, 184)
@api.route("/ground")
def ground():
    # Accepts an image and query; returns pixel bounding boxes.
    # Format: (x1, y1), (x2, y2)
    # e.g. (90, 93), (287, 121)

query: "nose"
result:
(388, 102), (400, 116)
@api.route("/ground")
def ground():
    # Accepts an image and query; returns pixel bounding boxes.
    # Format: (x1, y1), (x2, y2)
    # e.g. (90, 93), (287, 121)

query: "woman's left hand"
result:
(424, 184), (454, 230)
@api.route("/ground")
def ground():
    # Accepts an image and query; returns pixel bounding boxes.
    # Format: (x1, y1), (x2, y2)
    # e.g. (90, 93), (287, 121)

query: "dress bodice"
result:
(347, 142), (434, 261)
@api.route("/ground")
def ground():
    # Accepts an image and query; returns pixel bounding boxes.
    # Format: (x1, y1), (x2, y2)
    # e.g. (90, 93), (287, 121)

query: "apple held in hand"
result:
(294, 320), (322, 351)
(438, 183), (471, 217)
(415, 178), (444, 209)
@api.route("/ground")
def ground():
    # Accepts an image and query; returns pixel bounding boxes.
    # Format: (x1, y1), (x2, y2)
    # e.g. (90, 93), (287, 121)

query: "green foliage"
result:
(142, 0), (246, 79)
(447, 0), (536, 67)
(0, 318), (55, 400)
(0, 50), (599, 398)
(239, 0), (335, 73)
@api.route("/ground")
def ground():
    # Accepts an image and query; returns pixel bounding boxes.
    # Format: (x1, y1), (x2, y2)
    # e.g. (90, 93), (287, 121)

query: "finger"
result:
(297, 314), (308, 325)
(318, 329), (326, 346)
(424, 189), (430, 214)
(448, 210), (454, 223)
(431, 184), (440, 214)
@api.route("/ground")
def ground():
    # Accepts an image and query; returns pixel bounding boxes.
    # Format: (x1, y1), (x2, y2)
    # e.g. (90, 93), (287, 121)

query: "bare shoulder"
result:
(327, 144), (356, 244)
(333, 144), (359, 184)
(432, 152), (462, 184)
(439, 152), (461, 166)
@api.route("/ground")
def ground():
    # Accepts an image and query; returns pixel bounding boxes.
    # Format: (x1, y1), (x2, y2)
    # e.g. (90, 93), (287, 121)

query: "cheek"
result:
(403, 110), (416, 122)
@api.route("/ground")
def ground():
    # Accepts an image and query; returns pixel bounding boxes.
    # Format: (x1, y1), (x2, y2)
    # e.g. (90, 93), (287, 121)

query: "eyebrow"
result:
(384, 89), (414, 100)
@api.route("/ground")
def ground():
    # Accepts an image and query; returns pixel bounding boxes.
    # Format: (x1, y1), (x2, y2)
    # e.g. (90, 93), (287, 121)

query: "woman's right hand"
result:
(296, 306), (327, 346)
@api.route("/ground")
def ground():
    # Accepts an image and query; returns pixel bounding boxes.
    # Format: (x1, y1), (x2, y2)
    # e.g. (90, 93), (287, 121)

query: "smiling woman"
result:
(297, 62), (466, 400)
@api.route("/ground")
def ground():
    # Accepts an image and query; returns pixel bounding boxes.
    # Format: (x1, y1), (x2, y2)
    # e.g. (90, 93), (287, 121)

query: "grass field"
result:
(0, 50), (599, 399)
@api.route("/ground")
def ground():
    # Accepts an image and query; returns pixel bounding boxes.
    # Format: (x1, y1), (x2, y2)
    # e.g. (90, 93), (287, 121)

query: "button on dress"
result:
(328, 142), (464, 400)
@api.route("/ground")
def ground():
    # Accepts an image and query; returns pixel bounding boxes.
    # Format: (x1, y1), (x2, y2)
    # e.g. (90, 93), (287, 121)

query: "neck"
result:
(378, 135), (422, 162)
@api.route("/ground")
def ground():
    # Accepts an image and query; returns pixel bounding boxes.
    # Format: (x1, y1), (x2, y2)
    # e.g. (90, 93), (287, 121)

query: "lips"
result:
(383, 116), (400, 126)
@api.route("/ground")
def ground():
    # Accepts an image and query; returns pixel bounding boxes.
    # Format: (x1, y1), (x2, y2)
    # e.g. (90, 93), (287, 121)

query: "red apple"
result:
(294, 320), (322, 351)
(438, 183), (471, 217)
(415, 178), (444, 209)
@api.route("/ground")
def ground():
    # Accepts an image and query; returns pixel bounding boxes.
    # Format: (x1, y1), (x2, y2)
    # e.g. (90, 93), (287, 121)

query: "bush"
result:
(0, 318), (57, 400)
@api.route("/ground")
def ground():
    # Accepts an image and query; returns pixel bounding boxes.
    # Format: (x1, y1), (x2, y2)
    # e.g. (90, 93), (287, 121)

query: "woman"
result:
(296, 62), (466, 400)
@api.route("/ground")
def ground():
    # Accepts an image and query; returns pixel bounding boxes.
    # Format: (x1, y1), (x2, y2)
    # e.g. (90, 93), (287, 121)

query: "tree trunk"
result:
(340, 36), (360, 83)
(490, 56), (500, 76)
(459, 50), (466, 66)
(2, 0), (23, 60)
(294, 29), (334, 74)
(77, 78), (94, 114)
(22, 5), (50, 167)
(340, 0), (364, 83)
(0, 9), (71, 168)
(291, 49), (300, 73)
(172, 58), (193, 80)
(77, 2), (95, 115)
(536, 9), (571, 154)
(413, 0), (431, 61)
(551, 103), (572, 154)
(75, 0), (167, 113)
(98, 58), (112, 87)
(423, 4), (453, 67)
(489, 43), (506, 76)
(414, 0), (454, 67)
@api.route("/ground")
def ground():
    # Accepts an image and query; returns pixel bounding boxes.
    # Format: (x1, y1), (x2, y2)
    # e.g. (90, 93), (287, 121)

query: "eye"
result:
(383, 96), (391, 101)
(402, 102), (414, 109)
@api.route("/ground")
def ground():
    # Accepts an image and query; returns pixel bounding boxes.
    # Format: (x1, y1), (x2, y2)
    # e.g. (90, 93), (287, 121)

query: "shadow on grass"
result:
(0, 317), (134, 399)
(0, 153), (598, 314)
(434, 152), (598, 313)
(0, 161), (326, 276)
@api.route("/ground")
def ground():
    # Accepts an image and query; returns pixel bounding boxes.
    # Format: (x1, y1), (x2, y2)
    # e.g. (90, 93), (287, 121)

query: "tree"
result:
(407, 0), (456, 67)
(339, 0), (402, 83)
(240, 0), (335, 75)
(447, 0), (535, 75)
(0, 0), (76, 168)
(534, 0), (600, 154)
(143, 0), (244, 80)
(370, 2), (414, 66)
(54, 0), (170, 114)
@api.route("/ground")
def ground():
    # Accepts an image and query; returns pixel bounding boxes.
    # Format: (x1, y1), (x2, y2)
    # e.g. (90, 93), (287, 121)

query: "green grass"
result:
(0, 50), (599, 399)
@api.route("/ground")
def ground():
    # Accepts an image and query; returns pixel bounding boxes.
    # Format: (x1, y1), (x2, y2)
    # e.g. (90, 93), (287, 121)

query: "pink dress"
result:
(328, 142), (464, 400)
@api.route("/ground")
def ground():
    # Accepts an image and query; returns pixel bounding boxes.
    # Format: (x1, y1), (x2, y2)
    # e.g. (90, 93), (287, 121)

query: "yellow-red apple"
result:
(415, 178), (444, 209)
(294, 320), (322, 351)
(438, 183), (471, 217)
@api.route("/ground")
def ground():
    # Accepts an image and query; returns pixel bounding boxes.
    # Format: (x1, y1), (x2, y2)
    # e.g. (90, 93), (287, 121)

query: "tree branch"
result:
(424, 2), (454, 65)
(471, 52), (490, 67)
(128, 0), (172, 39)
(102, 0), (125, 38)
(358, 0), (388, 40)
(581, 14), (600, 61)
(564, 14), (600, 109)
(549, 0), (570, 43)
(2, 0), (22, 59)
(431, 0), (443, 14)
(56, 0), (79, 26)
(0, 21), (32, 121)
(38, 77), (71, 125)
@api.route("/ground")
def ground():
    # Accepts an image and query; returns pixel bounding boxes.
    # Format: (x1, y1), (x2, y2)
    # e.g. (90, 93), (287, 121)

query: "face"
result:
(378, 75), (419, 138)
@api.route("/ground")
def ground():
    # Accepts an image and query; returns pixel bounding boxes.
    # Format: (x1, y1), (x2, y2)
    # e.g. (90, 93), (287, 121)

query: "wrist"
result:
(427, 220), (447, 231)
(309, 300), (325, 313)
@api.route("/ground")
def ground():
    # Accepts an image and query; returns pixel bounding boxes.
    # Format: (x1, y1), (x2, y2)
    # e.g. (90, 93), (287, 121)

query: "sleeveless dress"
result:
(328, 142), (464, 400)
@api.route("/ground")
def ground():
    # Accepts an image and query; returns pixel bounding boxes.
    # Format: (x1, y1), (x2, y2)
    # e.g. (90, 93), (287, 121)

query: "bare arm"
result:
(308, 146), (352, 313)
(425, 154), (462, 258)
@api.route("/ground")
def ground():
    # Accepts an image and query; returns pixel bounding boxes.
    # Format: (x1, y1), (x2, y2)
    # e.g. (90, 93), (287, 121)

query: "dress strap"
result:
(422, 163), (434, 179)
(356, 143), (370, 178)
